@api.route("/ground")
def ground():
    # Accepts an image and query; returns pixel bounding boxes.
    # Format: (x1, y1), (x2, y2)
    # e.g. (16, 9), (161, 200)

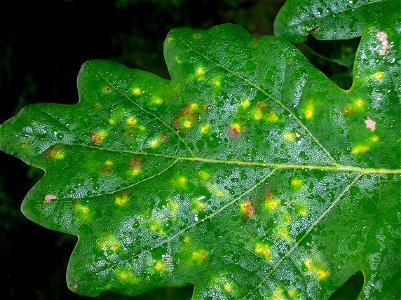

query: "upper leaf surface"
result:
(0, 23), (400, 299)
(274, 0), (401, 42)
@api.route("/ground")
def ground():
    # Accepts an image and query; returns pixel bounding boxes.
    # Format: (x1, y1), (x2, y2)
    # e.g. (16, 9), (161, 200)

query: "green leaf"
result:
(274, 0), (401, 42)
(0, 22), (400, 299)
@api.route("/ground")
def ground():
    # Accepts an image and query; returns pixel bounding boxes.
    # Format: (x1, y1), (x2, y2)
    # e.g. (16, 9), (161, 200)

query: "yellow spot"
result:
(190, 102), (199, 110)
(115, 192), (129, 206)
(265, 198), (280, 210)
(183, 236), (190, 243)
(374, 72), (383, 79)
(138, 125), (146, 131)
(178, 177), (187, 184)
(74, 202), (90, 216)
(47, 146), (65, 160)
(116, 269), (140, 284)
(224, 283), (232, 293)
(97, 235), (120, 253)
(305, 258), (313, 270)
(95, 102), (101, 109)
(105, 160), (113, 166)
(280, 228), (289, 239)
(213, 78), (221, 87)
(170, 202), (179, 211)
(284, 132), (296, 141)
(200, 124), (210, 134)
(255, 243), (271, 261)
(127, 116), (138, 125)
(291, 178), (303, 188)
(132, 88), (141, 95)
(150, 138), (160, 148)
(372, 135), (379, 142)
(305, 109), (313, 119)
(317, 269), (330, 280)
(253, 110), (263, 120)
(192, 250), (208, 262)
(132, 168), (141, 176)
(266, 111), (279, 122)
(196, 67), (205, 75)
(198, 170), (210, 180)
(175, 56), (182, 64)
(304, 100), (315, 119)
(195, 201), (205, 211)
(288, 290), (299, 298)
(109, 119), (116, 125)
(352, 145), (370, 154)
(216, 190), (224, 197)
(154, 261), (165, 271)
(240, 99), (250, 109)
(299, 207), (307, 216)
(154, 98), (163, 105)
(150, 223), (160, 231)
(356, 98), (364, 108)
(183, 119), (193, 128)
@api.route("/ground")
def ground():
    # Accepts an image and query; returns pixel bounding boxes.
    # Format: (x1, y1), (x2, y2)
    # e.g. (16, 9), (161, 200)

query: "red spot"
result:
(129, 157), (143, 168)
(101, 165), (112, 173)
(230, 123), (241, 137)
(257, 102), (265, 109)
(241, 200), (255, 221)
(91, 132), (107, 144)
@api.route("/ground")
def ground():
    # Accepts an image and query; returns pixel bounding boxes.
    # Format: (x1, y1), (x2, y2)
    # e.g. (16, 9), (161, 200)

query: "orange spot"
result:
(129, 157), (142, 168)
(240, 200), (255, 220)
(305, 259), (313, 270)
(133, 88), (141, 95)
(101, 160), (113, 173)
(112, 242), (119, 251)
(21, 143), (27, 148)
(47, 146), (65, 159)
(92, 131), (107, 144)
(372, 136), (379, 142)
(103, 86), (111, 93)
(224, 283), (232, 292)
(230, 123), (242, 137)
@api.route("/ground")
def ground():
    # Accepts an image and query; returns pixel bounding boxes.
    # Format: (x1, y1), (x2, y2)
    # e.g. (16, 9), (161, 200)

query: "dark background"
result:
(0, 0), (358, 299)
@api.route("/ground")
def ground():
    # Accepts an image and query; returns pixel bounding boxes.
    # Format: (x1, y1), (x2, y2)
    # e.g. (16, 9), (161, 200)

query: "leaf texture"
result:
(0, 23), (400, 299)
(274, 0), (401, 42)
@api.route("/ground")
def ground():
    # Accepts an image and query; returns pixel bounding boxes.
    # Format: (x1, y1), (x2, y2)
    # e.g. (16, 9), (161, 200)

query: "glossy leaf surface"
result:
(0, 22), (400, 299)
(274, 0), (401, 42)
